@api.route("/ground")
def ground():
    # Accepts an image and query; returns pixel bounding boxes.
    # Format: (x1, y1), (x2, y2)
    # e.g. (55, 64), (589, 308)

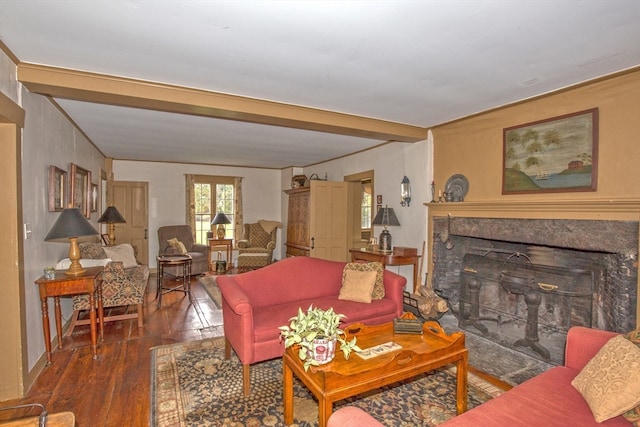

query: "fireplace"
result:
(431, 216), (638, 365)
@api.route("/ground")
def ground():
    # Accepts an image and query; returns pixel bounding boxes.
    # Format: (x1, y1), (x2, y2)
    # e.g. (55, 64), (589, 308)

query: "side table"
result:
(349, 248), (420, 293)
(156, 254), (193, 307)
(208, 238), (233, 272)
(34, 266), (104, 365)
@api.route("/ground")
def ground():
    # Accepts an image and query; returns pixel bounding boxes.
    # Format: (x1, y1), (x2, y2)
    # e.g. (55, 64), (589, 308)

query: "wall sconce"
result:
(400, 176), (411, 207)
(211, 212), (232, 239)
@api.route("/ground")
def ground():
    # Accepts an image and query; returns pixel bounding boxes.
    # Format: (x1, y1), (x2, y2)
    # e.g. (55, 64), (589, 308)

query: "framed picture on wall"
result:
(70, 163), (91, 218)
(48, 165), (67, 212)
(502, 108), (598, 194)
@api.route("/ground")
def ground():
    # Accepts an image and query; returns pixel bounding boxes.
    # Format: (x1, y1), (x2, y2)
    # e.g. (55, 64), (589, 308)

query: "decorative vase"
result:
(310, 337), (337, 364)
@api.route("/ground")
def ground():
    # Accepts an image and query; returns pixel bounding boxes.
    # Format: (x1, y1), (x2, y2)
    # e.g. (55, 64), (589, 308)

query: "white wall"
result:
(112, 160), (283, 266)
(304, 139), (432, 291)
(1, 47), (105, 373)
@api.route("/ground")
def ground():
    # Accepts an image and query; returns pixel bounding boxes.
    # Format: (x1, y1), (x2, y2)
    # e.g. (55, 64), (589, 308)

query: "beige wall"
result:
(431, 69), (640, 203)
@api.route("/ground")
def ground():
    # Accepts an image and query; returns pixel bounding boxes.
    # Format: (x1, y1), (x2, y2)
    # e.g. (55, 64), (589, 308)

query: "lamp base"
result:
(66, 237), (87, 276)
(378, 229), (392, 253)
(216, 224), (226, 239)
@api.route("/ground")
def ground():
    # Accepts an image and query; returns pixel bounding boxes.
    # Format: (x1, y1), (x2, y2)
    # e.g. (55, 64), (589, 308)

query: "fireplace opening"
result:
(431, 217), (638, 365)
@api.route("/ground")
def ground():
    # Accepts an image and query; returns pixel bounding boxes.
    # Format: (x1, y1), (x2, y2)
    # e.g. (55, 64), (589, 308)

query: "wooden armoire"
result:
(284, 180), (349, 261)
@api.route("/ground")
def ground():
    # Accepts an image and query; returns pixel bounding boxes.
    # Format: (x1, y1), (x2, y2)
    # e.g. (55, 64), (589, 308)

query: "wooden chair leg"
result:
(65, 310), (81, 337)
(243, 364), (251, 397)
(136, 304), (144, 328)
(224, 338), (231, 360)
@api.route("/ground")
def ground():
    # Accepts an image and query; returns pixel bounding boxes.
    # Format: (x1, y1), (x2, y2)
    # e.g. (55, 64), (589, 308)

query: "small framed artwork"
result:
(48, 165), (67, 212)
(70, 163), (92, 218)
(90, 183), (98, 213)
(503, 108), (598, 194)
(376, 195), (383, 204)
(101, 234), (110, 246)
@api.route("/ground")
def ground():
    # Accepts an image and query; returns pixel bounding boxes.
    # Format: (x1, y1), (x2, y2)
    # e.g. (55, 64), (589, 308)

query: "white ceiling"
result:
(1, 0), (639, 169)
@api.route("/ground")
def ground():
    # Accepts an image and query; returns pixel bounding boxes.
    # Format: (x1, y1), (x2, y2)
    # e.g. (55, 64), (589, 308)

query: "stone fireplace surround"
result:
(426, 199), (639, 365)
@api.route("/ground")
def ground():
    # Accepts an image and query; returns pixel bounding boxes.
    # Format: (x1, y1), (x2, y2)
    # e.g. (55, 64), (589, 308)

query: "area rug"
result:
(150, 337), (503, 427)
(198, 274), (223, 308)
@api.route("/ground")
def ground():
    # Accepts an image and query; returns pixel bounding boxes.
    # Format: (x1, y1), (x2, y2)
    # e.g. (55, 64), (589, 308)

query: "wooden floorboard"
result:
(0, 275), (223, 427)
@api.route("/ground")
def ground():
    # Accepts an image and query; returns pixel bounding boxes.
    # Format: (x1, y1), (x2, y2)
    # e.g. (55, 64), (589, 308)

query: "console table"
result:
(349, 248), (420, 293)
(208, 238), (233, 272)
(34, 266), (104, 365)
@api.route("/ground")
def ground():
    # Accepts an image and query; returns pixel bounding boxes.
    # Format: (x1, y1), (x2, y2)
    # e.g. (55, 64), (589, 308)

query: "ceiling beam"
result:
(18, 63), (427, 142)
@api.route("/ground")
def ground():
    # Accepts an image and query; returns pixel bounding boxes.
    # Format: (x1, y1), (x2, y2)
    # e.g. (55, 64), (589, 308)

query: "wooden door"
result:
(310, 180), (348, 261)
(107, 181), (149, 265)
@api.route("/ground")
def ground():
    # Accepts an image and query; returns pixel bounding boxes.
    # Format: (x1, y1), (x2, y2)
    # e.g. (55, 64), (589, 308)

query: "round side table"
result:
(156, 254), (193, 308)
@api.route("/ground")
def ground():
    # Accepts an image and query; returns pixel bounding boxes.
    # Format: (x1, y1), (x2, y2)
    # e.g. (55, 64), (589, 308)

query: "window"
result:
(192, 176), (235, 245)
(361, 180), (372, 229)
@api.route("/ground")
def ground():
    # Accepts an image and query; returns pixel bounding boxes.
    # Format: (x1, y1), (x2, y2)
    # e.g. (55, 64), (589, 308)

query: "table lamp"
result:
(98, 206), (126, 246)
(371, 205), (400, 253)
(211, 212), (231, 239)
(45, 207), (99, 276)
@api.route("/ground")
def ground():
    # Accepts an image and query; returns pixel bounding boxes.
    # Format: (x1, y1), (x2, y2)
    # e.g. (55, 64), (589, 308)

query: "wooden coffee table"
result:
(283, 317), (468, 427)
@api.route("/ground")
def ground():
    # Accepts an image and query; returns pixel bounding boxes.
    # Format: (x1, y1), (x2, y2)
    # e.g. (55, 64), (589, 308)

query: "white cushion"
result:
(55, 258), (111, 270)
(103, 244), (138, 268)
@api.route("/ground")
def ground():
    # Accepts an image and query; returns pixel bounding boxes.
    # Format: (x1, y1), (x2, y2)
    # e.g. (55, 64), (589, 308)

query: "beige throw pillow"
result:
(571, 335), (640, 423)
(167, 238), (188, 255)
(342, 262), (385, 300)
(103, 244), (138, 269)
(339, 269), (377, 303)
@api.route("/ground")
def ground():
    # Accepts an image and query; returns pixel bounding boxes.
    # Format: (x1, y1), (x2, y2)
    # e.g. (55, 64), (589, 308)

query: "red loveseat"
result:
(328, 326), (633, 426)
(217, 256), (406, 396)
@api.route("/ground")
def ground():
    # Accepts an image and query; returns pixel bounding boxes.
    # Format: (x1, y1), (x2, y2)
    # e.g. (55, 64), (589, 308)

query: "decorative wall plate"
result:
(445, 174), (469, 202)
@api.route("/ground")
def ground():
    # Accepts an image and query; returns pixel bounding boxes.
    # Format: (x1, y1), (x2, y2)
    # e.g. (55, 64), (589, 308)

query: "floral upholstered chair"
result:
(66, 243), (149, 335)
(236, 221), (280, 271)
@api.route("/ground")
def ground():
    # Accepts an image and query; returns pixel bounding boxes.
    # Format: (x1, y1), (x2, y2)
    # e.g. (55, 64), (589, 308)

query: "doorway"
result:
(344, 170), (374, 250)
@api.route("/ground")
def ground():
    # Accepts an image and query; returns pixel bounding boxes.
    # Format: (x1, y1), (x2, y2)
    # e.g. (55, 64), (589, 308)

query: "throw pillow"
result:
(571, 334), (640, 423)
(79, 242), (107, 259)
(342, 262), (385, 300)
(623, 328), (640, 426)
(339, 269), (377, 303)
(103, 244), (138, 269)
(167, 238), (188, 255)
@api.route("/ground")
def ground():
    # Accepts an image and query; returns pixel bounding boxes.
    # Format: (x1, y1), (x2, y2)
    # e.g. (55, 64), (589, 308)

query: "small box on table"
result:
(392, 246), (417, 256)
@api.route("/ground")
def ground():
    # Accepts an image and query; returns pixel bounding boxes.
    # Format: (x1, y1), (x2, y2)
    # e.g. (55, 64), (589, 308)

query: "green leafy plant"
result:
(279, 305), (360, 371)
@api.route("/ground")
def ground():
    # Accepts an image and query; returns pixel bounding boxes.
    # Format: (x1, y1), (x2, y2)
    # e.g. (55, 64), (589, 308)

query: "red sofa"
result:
(217, 256), (406, 396)
(328, 326), (632, 426)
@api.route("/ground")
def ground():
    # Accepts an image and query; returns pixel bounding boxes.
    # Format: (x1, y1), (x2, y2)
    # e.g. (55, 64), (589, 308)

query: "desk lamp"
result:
(45, 208), (99, 276)
(98, 206), (126, 246)
(211, 212), (232, 239)
(371, 205), (400, 253)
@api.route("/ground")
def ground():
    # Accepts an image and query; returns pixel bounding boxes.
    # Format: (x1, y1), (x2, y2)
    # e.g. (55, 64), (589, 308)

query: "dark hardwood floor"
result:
(0, 274), (223, 427)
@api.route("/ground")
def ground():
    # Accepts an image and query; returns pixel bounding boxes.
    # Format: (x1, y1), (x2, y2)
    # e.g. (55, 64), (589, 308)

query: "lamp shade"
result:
(97, 206), (126, 224)
(371, 206), (400, 227)
(211, 212), (232, 225)
(45, 208), (99, 242)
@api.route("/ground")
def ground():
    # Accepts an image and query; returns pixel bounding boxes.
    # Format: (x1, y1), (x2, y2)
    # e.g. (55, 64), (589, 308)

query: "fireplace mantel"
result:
(425, 198), (640, 220)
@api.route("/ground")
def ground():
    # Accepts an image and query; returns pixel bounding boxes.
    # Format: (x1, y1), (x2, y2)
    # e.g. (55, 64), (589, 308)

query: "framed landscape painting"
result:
(502, 108), (598, 194)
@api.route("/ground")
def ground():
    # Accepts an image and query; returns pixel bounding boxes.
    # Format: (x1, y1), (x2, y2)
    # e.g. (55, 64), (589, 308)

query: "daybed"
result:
(217, 256), (407, 396)
(328, 326), (639, 426)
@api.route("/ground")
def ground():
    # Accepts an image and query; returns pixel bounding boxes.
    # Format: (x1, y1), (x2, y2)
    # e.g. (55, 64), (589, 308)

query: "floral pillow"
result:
(572, 332), (640, 423)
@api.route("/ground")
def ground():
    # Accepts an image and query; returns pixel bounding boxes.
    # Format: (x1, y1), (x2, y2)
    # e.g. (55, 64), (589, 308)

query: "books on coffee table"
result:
(393, 317), (423, 334)
(356, 341), (402, 360)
